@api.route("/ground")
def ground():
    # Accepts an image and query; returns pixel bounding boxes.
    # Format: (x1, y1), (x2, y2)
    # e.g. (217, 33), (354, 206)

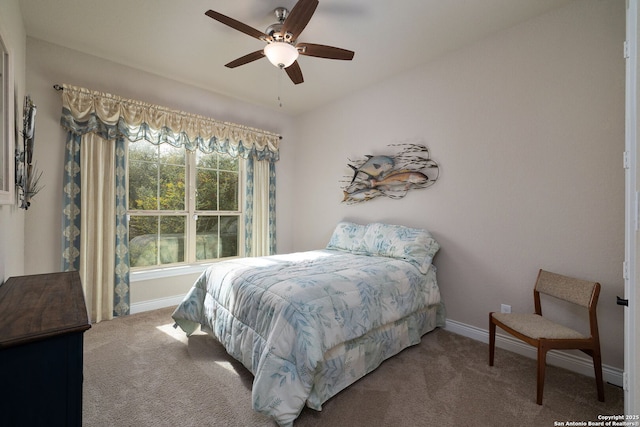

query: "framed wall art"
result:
(0, 22), (15, 205)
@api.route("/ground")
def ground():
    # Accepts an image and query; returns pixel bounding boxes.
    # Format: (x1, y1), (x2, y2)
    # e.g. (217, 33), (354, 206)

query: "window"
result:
(127, 140), (242, 269)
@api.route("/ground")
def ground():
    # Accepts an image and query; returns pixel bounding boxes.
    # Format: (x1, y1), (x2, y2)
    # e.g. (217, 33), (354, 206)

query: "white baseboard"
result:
(444, 319), (623, 387)
(130, 295), (184, 314)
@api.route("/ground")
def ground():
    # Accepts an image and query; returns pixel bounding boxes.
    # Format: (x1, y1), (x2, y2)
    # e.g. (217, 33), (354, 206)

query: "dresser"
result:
(0, 271), (91, 427)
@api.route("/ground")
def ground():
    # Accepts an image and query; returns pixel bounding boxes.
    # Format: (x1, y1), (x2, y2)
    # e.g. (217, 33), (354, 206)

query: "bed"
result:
(172, 221), (445, 426)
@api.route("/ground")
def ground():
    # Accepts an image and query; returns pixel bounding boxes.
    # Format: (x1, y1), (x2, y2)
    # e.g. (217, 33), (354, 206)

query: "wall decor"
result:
(341, 142), (439, 204)
(16, 95), (42, 209)
(0, 24), (15, 205)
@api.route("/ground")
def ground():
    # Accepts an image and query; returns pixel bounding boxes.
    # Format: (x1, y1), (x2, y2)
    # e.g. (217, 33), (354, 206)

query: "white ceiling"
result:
(19, 0), (574, 115)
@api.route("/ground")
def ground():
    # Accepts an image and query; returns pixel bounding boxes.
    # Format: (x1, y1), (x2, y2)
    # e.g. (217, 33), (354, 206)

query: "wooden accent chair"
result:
(489, 269), (605, 405)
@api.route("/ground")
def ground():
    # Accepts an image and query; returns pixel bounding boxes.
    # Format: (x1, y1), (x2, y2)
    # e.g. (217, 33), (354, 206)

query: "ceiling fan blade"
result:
(205, 10), (270, 41)
(281, 0), (319, 39)
(297, 43), (355, 60)
(285, 61), (304, 85)
(225, 50), (265, 68)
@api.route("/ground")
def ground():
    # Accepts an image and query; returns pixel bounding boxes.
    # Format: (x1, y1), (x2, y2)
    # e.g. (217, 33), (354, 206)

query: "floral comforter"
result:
(172, 247), (443, 426)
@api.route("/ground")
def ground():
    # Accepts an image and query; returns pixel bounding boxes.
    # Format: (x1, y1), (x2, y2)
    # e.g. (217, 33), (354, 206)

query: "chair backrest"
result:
(534, 269), (600, 308)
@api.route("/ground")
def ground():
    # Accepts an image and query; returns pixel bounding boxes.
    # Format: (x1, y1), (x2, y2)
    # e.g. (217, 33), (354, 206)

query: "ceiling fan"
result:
(205, 0), (355, 85)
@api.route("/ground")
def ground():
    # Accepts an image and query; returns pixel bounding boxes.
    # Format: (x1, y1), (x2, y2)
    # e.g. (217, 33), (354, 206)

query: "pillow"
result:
(360, 223), (439, 273)
(326, 221), (368, 253)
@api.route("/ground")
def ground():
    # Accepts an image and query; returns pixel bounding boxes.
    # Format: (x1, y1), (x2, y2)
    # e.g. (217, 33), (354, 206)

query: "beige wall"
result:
(18, 0), (625, 372)
(291, 0), (626, 369)
(0, 0), (26, 282)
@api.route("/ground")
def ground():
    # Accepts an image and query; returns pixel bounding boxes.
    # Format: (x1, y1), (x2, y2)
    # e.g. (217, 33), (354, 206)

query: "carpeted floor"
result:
(83, 307), (623, 426)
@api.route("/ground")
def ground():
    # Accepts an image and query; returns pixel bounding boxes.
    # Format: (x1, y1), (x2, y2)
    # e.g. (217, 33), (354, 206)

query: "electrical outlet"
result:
(500, 304), (511, 313)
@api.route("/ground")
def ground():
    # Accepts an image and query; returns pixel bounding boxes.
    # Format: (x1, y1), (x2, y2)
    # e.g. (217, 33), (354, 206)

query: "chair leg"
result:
(592, 347), (605, 402)
(489, 314), (496, 366)
(536, 345), (547, 405)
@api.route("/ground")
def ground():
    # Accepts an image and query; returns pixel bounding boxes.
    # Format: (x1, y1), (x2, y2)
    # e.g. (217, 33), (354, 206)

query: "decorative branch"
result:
(17, 95), (41, 210)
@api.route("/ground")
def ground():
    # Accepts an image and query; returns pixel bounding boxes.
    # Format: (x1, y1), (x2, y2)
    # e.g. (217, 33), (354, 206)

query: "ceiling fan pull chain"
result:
(277, 71), (283, 108)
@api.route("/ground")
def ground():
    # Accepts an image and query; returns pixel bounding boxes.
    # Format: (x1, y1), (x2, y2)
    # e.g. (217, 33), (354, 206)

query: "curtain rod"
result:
(52, 83), (283, 140)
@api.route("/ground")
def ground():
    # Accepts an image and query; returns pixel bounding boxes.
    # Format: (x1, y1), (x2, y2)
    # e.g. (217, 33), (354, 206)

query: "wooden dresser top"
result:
(0, 271), (91, 349)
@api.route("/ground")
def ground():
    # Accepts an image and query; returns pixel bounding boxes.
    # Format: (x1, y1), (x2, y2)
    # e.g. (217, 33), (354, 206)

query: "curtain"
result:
(59, 84), (279, 322)
(244, 157), (276, 257)
(62, 124), (130, 322)
(60, 85), (279, 160)
(79, 133), (115, 322)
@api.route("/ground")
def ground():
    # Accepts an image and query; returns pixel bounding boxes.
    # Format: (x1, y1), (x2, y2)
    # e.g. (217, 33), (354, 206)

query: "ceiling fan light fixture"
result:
(264, 42), (299, 69)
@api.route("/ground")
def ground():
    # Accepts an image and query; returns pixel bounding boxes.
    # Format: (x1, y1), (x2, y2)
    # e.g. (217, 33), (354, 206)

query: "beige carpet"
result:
(83, 307), (623, 427)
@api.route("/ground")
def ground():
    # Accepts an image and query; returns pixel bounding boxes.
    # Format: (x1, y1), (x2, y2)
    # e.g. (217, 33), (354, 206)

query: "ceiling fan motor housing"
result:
(266, 7), (294, 43)
(265, 23), (284, 39)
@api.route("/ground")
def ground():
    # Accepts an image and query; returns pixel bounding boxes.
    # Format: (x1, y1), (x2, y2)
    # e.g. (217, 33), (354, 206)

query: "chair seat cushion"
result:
(492, 313), (587, 340)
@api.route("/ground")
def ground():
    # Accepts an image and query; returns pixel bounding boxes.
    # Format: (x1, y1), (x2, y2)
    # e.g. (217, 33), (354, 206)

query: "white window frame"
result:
(126, 142), (245, 271)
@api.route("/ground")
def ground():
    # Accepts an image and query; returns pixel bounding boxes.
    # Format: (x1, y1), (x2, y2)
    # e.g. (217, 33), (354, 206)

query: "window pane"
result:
(196, 151), (218, 211)
(220, 216), (239, 258)
(129, 216), (158, 267)
(219, 171), (238, 211)
(196, 168), (217, 211)
(196, 216), (219, 260)
(219, 154), (238, 172)
(196, 151), (217, 168)
(159, 144), (185, 165)
(129, 160), (158, 210)
(195, 215), (239, 261)
(159, 216), (185, 264)
(129, 140), (158, 162)
(196, 152), (239, 212)
(129, 215), (186, 267)
(159, 164), (185, 210)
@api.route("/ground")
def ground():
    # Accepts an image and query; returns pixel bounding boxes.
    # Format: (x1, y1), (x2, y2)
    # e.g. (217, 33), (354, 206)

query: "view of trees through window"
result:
(127, 140), (241, 268)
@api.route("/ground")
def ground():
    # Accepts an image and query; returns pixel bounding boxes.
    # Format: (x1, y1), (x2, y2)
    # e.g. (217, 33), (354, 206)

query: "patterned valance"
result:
(59, 84), (280, 161)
